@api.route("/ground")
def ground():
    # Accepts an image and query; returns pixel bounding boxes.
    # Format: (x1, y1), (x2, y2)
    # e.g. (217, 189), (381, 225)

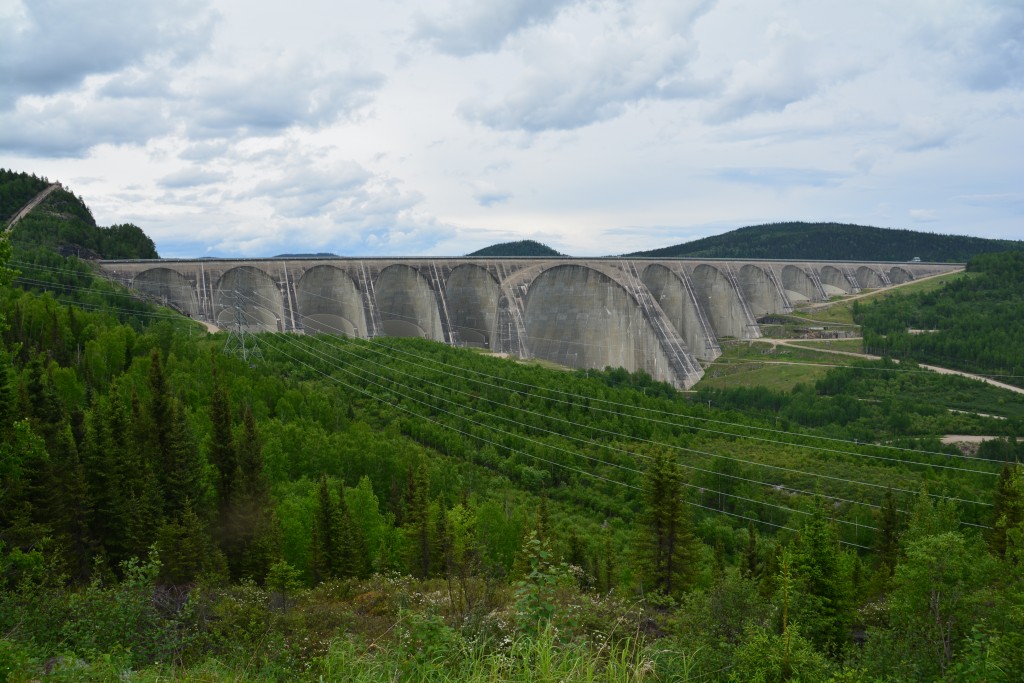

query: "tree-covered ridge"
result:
(1, 170), (158, 260)
(0, 169), (51, 224)
(628, 221), (1024, 262)
(467, 239), (564, 257)
(856, 251), (1024, 388)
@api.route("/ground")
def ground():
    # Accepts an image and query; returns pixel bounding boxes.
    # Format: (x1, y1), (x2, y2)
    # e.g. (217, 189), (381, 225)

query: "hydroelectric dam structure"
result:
(97, 257), (961, 389)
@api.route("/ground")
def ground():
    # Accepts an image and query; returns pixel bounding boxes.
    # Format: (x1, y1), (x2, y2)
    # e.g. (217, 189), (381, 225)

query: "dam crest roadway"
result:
(97, 257), (961, 389)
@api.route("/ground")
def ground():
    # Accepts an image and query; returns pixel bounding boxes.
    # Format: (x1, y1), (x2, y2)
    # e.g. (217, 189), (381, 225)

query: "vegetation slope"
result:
(467, 239), (564, 257)
(628, 221), (1023, 262)
(1, 174), (1023, 682)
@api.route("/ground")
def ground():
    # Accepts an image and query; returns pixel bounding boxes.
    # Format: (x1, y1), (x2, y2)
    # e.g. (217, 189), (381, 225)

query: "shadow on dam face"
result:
(739, 264), (785, 317)
(215, 266), (283, 332)
(296, 265), (367, 337)
(692, 264), (748, 339)
(133, 267), (199, 317)
(856, 266), (885, 288)
(888, 266), (914, 284)
(524, 264), (658, 373)
(781, 265), (819, 302)
(375, 264), (444, 341)
(446, 264), (499, 347)
(820, 265), (854, 294)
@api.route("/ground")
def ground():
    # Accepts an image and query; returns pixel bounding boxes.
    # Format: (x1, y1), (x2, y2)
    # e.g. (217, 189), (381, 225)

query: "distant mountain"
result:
(468, 239), (564, 257)
(274, 253), (340, 258)
(1, 169), (158, 260)
(627, 222), (1024, 262)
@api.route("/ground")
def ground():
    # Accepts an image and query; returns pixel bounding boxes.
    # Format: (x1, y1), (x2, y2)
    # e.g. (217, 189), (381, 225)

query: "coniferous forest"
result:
(1, 178), (1024, 681)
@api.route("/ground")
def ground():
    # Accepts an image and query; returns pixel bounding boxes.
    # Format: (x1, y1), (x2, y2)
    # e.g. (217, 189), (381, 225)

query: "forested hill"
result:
(1, 169), (158, 259)
(628, 222), (1023, 262)
(467, 239), (564, 257)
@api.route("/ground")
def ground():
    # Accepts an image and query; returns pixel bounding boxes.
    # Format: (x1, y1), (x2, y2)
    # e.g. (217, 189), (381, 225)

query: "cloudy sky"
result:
(2, 0), (1021, 258)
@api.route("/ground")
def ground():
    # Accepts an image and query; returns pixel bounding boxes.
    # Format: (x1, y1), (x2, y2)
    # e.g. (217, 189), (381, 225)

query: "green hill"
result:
(1, 169), (158, 260)
(628, 221), (1023, 262)
(467, 239), (563, 257)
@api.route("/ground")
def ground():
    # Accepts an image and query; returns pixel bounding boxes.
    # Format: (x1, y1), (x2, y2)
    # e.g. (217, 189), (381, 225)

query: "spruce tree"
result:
(334, 481), (369, 579)
(207, 366), (236, 509)
(875, 487), (901, 575)
(789, 501), (854, 656)
(637, 451), (699, 598)
(310, 474), (336, 583)
(405, 459), (432, 578)
(989, 463), (1022, 559)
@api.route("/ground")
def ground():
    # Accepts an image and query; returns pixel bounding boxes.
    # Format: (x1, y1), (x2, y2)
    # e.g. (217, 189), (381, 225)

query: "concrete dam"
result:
(97, 258), (961, 389)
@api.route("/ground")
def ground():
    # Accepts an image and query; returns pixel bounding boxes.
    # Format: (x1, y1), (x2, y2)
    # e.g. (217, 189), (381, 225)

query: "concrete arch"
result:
(888, 266), (914, 284)
(642, 264), (702, 358)
(856, 266), (886, 289)
(738, 264), (787, 317)
(446, 264), (500, 347)
(375, 264), (444, 341)
(133, 267), (199, 317)
(296, 265), (366, 337)
(781, 265), (819, 302)
(820, 265), (853, 295)
(215, 266), (283, 332)
(691, 264), (749, 339)
(523, 264), (674, 378)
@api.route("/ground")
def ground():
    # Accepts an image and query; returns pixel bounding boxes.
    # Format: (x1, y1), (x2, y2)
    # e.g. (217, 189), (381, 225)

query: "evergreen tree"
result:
(223, 405), (277, 581)
(48, 420), (93, 582)
(405, 459), (432, 578)
(162, 399), (207, 518)
(742, 521), (760, 579)
(636, 451), (699, 598)
(207, 365), (236, 509)
(309, 474), (336, 584)
(989, 463), (1022, 559)
(155, 504), (227, 585)
(333, 481), (369, 579)
(875, 487), (901, 576)
(789, 502), (854, 656)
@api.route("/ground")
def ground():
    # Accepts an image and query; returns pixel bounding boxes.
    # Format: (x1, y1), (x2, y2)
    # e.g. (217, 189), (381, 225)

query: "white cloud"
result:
(414, 0), (574, 55)
(1, 0), (1021, 257)
(0, 0), (217, 108)
(459, 0), (716, 132)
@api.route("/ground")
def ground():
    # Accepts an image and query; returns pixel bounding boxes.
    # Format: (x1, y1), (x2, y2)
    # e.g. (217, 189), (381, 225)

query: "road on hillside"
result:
(801, 268), (966, 312)
(4, 183), (62, 234)
(751, 338), (1024, 396)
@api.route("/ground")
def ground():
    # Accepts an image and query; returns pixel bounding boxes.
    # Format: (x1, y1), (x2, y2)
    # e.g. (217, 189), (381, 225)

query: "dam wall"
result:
(97, 257), (961, 389)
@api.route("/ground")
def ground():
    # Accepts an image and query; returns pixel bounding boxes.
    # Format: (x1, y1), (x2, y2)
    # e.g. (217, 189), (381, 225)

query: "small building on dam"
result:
(97, 257), (961, 389)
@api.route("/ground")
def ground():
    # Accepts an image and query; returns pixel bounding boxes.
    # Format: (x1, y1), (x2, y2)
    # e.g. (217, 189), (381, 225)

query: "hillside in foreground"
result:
(628, 221), (1023, 262)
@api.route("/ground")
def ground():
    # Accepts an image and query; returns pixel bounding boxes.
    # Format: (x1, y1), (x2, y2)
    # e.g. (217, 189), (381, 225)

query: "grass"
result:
(695, 341), (854, 391)
(785, 338), (865, 353)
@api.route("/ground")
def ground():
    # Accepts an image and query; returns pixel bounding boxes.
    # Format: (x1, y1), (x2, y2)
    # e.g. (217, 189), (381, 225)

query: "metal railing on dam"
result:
(97, 257), (963, 389)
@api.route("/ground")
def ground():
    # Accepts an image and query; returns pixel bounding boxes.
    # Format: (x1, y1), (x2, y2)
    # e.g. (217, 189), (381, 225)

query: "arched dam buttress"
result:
(375, 264), (445, 341)
(521, 264), (686, 381)
(445, 264), (500, 347)
(295, 265), (367, 336)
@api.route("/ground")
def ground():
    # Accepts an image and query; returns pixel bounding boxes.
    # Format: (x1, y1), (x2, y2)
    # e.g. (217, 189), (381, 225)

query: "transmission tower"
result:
(223, 298), (264, 364)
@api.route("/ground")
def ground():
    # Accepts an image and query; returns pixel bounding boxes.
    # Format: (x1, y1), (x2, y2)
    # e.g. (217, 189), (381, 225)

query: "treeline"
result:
(630, 221), (1024, 262)
(696, 360), (1024, 454)
(857, 251), (1024, 388)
